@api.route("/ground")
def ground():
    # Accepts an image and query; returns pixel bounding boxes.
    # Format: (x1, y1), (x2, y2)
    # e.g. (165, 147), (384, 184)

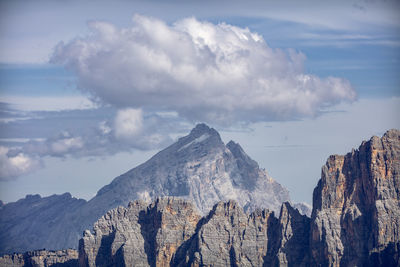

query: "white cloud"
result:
(0, 146), (42, 180)
(114, 108), (143, 140)
(50, 135), (84, 155)
(52, 15), (356, 125)
(21, 132), (85, 157)
(2, 108), (174, 175)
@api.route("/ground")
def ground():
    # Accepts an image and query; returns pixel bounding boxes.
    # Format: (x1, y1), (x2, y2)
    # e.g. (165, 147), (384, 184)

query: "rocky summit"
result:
(1, 128), (398, 266)
(0, 123), (296, 254)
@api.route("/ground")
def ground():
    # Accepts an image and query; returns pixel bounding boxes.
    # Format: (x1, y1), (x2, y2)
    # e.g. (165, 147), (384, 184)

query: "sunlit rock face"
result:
(79, 198), (310, 267)
(79, 198), (201, 267)
(84, 123), (290, 218)
(310, 129), (400, 266)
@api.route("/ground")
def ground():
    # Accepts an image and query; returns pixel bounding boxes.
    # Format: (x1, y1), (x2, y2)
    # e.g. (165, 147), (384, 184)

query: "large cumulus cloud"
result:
(51, 15), (356, 124)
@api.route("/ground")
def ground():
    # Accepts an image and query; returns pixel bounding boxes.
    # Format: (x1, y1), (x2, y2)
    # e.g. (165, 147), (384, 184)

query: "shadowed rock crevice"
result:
(138, 208), (162, 267)
(368, 241), (400, 267)
(95, 231), (116, 267)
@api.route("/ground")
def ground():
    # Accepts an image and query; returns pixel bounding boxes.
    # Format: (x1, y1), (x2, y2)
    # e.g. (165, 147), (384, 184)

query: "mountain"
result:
(0, 193), (86, 255)
(76, 128), (400, 266)
(1, 129), (399, 266)
(0, 123), (294, 254)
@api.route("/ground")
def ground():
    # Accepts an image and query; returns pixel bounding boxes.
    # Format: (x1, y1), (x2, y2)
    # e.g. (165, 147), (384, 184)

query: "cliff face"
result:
(311, 129), (400, 266)
(174, 200), (274, 266)
(79, 198), (309, 267)
(79, 197), (201, 267)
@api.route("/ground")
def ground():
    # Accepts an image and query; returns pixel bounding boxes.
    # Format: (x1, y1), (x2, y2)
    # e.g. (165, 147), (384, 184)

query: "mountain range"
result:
(0, 124), (306, 255)
(0, 128), (398, 266)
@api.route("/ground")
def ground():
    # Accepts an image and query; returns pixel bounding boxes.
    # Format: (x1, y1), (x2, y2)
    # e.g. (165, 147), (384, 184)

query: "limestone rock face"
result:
(79, 197), (201, 267)
(0, 249), (78, 267)
(310, 129), (400, 266)
(82, 123), (289, 219)
(271, 202), (311, 266)
(80, 198), (310, 267)
(174, 200), (275, 266)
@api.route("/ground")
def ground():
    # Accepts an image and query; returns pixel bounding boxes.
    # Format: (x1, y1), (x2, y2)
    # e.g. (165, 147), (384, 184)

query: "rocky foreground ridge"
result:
(0, 249), (78, 267)
(1, 129), (399, 266)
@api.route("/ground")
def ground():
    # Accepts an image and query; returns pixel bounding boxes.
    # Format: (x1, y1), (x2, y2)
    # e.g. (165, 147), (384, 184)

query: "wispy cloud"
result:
(0, 105), (181, 179)
(0, 96), (97, 112)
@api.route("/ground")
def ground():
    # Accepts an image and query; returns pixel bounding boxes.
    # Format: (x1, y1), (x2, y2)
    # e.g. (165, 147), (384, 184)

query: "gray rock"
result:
(272, 202), (311, 266)
(79, 197), (201, 267)
(310, 129), (400, 266)
(82, 123), (289, 219)
(79, 197), (311, 267)
(175, 200), (275, 266)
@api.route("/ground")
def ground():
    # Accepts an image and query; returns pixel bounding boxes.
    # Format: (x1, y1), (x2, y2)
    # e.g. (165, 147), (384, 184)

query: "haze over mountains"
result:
(0, 124), (305, 254)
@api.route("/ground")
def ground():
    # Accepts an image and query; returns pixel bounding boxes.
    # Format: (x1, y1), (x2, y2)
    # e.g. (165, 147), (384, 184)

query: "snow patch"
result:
(178, 134), (210, 151)
(137, 191), (151, 202)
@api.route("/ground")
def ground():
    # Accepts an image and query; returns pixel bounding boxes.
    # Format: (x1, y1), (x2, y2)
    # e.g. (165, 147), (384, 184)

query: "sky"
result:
(0, 0), (399, 205)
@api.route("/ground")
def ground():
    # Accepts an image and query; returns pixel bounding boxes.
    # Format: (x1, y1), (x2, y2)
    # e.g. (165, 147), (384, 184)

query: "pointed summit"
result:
(189, 123), (219, 137)
(175, 123), (224, 153)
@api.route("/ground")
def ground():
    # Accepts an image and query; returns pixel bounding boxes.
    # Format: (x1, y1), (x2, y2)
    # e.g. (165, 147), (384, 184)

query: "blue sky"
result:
(0, 0), (399, 204)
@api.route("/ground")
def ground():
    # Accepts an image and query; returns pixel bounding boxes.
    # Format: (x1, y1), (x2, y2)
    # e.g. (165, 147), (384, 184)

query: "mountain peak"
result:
(175, 123), (224, 153)
(189, 123), (219, 138)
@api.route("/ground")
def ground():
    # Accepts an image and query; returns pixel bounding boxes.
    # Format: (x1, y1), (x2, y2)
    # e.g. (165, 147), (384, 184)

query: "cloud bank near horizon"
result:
(52, 15), (356, 124)
(0, 106), (178, 181)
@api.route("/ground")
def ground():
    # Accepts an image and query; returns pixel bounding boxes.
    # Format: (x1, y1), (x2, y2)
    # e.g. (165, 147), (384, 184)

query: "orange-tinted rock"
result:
(311, 129), (400, 266)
